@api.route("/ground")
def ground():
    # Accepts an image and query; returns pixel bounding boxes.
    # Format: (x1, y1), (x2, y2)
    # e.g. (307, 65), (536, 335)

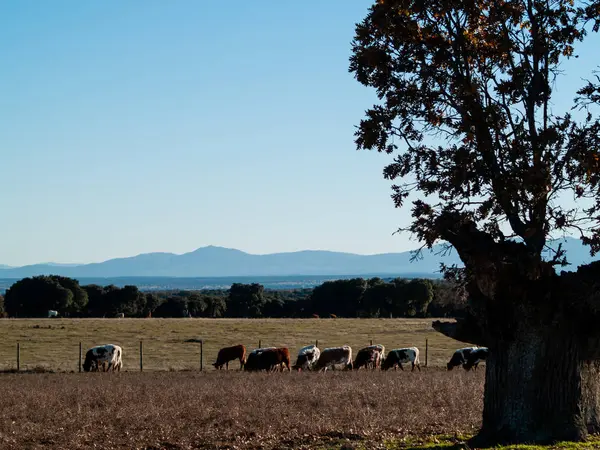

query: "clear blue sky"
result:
(0, 1), (597, 266)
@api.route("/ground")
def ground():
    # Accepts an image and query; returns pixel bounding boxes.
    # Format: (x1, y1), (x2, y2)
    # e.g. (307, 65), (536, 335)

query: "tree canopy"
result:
(1, 276), (454, 319)
(350, 0), (600, 261)
(4, 275), (88, 317)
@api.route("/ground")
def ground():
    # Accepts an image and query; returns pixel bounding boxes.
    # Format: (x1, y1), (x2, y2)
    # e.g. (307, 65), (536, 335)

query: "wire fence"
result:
(5, 339), (432, 373)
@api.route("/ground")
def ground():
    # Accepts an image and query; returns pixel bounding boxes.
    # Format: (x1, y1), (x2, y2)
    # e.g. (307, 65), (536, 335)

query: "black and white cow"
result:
(83, 344), (123, 372)
(381, 347), (421, 371)
(447, 347), (489, 371)
(244, 347), (291, 372)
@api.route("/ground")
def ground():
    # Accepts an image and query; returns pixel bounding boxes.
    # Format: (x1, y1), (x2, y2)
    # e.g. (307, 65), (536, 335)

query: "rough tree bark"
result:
(435, 314), (600, 446)
(432, 216), (600, 446)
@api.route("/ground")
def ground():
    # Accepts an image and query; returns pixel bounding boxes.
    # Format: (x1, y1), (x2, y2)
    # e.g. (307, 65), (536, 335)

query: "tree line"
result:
(0, 275), (466, 319)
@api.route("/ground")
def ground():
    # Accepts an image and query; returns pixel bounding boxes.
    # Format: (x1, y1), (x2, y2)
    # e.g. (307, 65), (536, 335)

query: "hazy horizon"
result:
(1, 1), (596, 266)
(1, 243), (433, 267)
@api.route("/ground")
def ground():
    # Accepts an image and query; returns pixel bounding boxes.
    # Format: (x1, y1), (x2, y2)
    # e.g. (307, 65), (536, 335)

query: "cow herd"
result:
(212, 343), (489, 373)
(81, 342), (489, 373)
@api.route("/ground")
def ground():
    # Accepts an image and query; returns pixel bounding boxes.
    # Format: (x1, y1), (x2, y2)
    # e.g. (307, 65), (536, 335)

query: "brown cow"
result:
(353, 344), (385, 370)
(314, 345), (353, 371)
(244, 347), (291, 372)
(213, 344), (247, 370)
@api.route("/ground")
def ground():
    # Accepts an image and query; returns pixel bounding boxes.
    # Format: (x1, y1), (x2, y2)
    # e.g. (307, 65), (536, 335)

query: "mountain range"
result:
(0, 237), (595, 279)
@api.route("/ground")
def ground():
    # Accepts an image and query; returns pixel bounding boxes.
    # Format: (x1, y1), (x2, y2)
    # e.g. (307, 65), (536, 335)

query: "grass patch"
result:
(384, 434), (600, 449)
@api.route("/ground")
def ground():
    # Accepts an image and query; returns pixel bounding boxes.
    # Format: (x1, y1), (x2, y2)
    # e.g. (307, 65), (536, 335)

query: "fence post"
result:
(140, 341), (143, 372)
(425, 339), (429, 368)
(200, 340), (203, 372)
(258, 339), (261, 349)
(370, 339), (373, 346)
(79, 342), (82, 373)
(17, 342), (20, 372)
(316, 339), (318, 348)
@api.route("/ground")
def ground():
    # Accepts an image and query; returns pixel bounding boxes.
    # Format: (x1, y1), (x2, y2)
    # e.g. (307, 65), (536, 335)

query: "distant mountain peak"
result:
(0, 236), (595, 279)
(190, 245), (248, 254)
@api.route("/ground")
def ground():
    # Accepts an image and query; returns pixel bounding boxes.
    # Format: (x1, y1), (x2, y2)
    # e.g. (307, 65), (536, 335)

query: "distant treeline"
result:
(0, 275), (467, 319)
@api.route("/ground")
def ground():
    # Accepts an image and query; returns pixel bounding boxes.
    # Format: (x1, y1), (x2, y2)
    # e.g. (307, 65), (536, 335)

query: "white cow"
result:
(47, 310), (58, 318)
(293, 344), (321, 371)
(115, 313), (125, 319)
(83, 344), (123, 372)
(314, 345), (353, 371)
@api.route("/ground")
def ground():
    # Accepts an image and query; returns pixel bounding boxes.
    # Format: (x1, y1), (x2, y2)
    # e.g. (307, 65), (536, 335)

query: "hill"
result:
(0, 237), (594, 279)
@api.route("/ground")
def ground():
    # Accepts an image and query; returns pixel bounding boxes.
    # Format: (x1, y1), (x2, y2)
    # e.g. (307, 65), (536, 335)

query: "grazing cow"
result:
(382, 347), (421, 372)
(293, 344), (321, 371)
(368, 344), (385, 368)
(464, 347), (489, 370)
(329, 313), (337, 319)
(115, 313), (125, 319)
(353, 344), (385, 370)
(47, 310), (58, 318)
(213, 344), (246, 370)
(83, 344), (123, 372)
(312, 314), (320, 319)
(447, 347), (489, 371)
(314, 345), (353, 371)
(244, 347), (291, 372)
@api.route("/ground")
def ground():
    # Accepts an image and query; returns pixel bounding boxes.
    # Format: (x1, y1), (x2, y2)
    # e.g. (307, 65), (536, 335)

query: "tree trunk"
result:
(469, 329), (600, 447)
(429, 218), (600, 446)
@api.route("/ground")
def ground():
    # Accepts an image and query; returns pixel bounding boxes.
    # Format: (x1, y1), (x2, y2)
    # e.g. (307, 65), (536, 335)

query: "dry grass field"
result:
(0, 318), (470, 372)
(1, 370), (598, 449)
(0, 370), (484, 449)
(1, 319), (599, 449)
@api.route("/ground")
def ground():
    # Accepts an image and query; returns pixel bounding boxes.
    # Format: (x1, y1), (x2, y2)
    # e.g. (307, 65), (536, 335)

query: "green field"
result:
(0, 318), (469, 372)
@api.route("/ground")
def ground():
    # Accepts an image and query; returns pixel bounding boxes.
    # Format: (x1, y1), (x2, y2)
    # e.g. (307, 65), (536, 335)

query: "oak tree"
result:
(350, 0), (600, 445)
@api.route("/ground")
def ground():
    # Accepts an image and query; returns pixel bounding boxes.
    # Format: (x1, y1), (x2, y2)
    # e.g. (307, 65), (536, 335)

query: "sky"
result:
(0, 1), (599, 266)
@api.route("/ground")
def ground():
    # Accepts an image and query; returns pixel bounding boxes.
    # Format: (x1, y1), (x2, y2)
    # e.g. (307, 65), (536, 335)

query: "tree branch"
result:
(432, 317), (488, 346)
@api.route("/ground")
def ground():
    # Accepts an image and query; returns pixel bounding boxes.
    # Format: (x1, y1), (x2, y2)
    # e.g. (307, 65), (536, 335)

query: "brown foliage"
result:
(350, 0), (600, 259)
(0, 370), (483, 449)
